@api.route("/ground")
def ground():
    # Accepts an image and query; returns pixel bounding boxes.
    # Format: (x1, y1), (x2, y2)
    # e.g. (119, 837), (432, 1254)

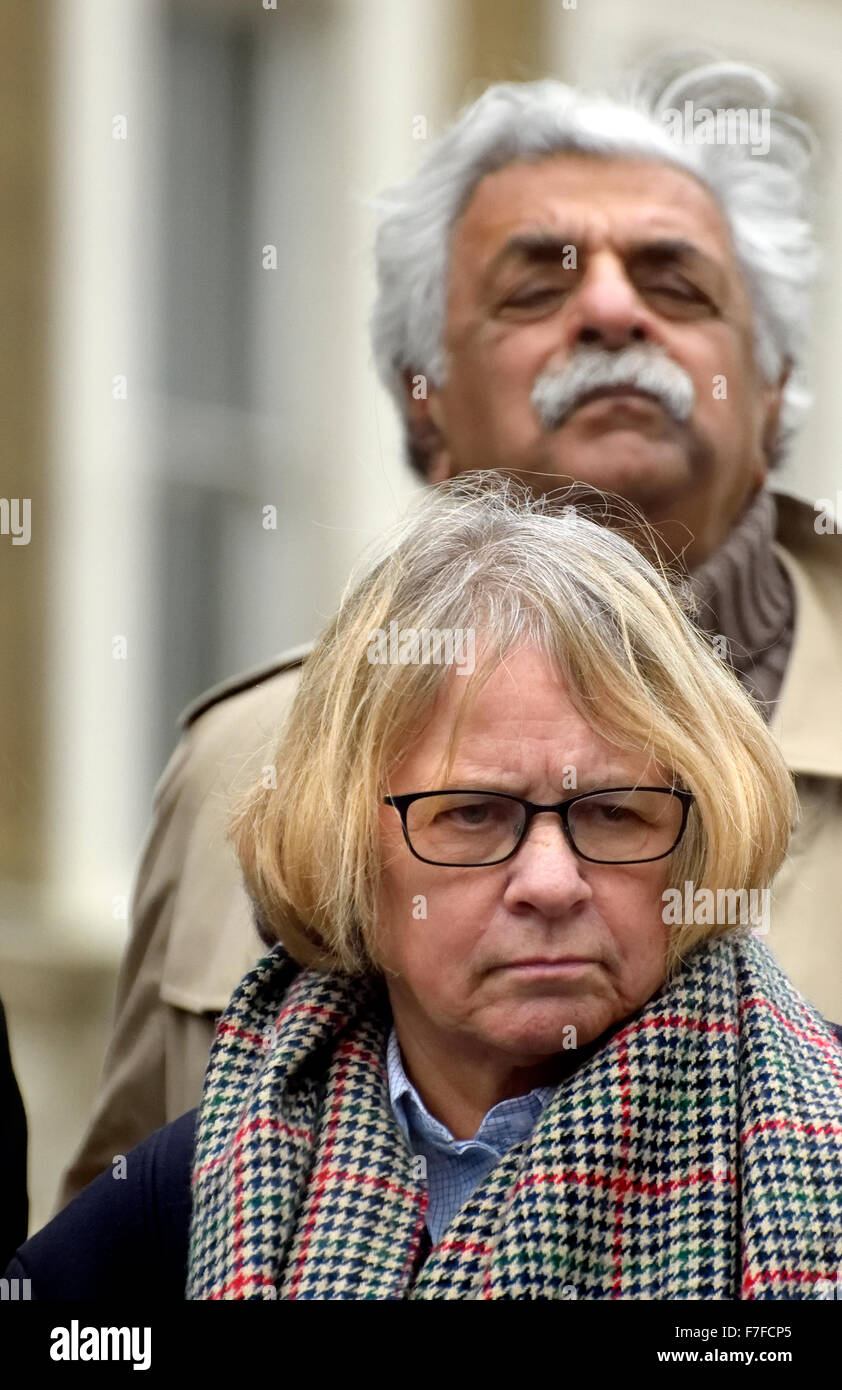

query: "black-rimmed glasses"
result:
(383, 787), (695, 867)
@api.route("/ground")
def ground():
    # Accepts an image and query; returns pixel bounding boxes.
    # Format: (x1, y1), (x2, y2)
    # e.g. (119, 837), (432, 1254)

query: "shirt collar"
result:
(386, 1025), (555, 1147)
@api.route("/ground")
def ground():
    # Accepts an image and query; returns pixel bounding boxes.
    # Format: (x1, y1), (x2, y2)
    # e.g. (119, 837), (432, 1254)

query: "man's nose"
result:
(502, 813), (592, 914)
(567, 255), (653, 352)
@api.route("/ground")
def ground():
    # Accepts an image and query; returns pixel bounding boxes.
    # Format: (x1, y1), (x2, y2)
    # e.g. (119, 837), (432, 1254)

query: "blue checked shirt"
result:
(386, 1025), (556, 1245)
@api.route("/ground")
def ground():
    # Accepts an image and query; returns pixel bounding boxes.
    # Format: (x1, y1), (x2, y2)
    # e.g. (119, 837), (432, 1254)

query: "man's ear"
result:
(760, 358), (791, 470)
(401, 368), (454, 483)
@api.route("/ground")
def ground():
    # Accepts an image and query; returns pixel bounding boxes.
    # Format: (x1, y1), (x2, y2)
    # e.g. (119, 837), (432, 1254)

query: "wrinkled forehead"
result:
(447, 153), (741, 286)
(385, 644), (667, 791)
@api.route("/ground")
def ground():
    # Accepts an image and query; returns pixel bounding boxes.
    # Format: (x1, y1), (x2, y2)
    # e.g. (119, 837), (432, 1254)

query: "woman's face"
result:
(376, 645), (672, 1068)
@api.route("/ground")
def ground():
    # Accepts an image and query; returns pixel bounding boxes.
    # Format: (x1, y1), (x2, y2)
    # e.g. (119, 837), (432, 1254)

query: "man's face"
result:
(376, 646), (671, 1076)
(412, 155), (785, 566)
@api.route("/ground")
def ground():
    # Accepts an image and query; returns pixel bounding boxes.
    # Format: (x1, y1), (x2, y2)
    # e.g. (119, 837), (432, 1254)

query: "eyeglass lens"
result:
(403, 789), (684, 864)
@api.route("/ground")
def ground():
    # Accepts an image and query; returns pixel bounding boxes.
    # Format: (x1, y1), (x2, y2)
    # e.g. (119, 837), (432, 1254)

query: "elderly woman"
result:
(8, 477), (842, 1300)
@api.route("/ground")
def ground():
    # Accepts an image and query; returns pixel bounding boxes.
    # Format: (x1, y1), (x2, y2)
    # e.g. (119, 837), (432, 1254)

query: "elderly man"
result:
(57, 52), (842, 1207)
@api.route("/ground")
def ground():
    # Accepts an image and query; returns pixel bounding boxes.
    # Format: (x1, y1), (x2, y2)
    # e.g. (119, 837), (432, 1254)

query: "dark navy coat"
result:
(0, 998), (28, 1273)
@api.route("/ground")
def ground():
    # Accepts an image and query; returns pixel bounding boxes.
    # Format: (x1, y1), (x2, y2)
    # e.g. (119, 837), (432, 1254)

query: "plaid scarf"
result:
(186, 929), (842, 1300)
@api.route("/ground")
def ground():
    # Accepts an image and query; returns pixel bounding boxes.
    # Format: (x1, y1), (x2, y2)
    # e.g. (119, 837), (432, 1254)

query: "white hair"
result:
(370, 50), (819, 473)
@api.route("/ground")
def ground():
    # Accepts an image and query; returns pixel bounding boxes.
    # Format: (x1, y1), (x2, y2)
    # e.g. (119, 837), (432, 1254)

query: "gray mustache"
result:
(531, 346), (696, 430)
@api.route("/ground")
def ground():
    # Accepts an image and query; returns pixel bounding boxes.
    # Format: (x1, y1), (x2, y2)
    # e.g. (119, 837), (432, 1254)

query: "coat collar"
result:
(768, 490), (842, 778)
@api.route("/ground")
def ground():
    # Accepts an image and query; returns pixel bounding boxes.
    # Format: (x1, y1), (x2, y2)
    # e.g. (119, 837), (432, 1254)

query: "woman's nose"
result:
(502, 813), (592, 911)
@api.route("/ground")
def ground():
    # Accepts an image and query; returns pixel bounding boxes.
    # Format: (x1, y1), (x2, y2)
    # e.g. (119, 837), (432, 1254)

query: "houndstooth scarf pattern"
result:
(186, 929), (842, 1300)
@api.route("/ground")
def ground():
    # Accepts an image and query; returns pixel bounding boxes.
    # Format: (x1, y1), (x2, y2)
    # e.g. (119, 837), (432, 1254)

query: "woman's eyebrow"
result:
(432, 769), (634, 796)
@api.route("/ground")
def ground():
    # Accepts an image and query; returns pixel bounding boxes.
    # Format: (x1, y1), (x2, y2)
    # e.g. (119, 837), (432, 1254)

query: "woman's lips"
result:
(499, 958), (596, 975)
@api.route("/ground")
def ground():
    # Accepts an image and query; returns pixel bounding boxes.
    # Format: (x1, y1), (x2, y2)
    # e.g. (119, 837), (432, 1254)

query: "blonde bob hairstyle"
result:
(230, 473), (797, 979)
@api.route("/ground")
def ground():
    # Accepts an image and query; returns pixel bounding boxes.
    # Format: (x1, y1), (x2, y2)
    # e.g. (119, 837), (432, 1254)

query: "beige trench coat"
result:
(55, 491), (842, 1208)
